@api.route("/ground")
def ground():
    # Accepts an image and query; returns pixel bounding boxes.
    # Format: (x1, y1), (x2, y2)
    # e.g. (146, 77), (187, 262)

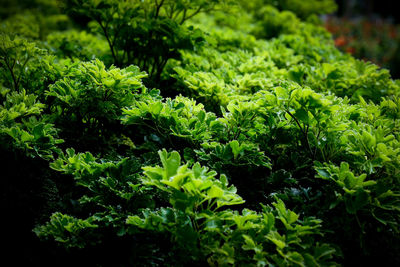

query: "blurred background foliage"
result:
(326, 0), (400, 78)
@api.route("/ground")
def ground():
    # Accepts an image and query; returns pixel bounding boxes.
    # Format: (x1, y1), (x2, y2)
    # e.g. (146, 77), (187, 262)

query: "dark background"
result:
(336, 0), (400, 22)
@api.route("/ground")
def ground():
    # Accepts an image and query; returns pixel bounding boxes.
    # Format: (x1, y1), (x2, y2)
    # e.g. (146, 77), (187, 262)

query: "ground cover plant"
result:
(1, 0), (399, 266)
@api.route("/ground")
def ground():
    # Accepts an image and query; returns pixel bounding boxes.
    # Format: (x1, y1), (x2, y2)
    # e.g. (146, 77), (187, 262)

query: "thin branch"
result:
(172, 8), (183, 20)
(97, 19), (119, 66)
(180, 8), (187, 24)
(286, 110), (314, 159)
(183, 6), (203, 23)
(3, 57), (19, 91)
(168, 3), (176, 19)
(313, 127), (322, 159)
(16, 56), (31, 91)
(155, 0), (165, 18)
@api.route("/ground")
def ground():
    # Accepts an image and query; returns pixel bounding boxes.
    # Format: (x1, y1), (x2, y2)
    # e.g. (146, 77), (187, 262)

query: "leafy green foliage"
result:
(122, 94), (272, 181)
(139, 149), (245, 211)
(196, 140), (271, 169)
(46, 30), (112, 64)
(0, 89), (62, 159)
(251, 5), (301, 39)
(46, 59), (147, 150)
(63, 0), (232, 82)
(304, 60), (399, 102)
(1, 0), (399, 266)
(122, 95), (218, 146)
(1, 9), (70, 40)
(263, 0), (337, 19)
(34, 212), (99, 249)
(127, 150), (338, 266)
(34, 148), (154, 251)
(0, 34), (48, 92)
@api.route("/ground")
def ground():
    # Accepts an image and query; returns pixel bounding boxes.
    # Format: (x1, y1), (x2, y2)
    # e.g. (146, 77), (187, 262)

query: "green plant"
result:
(46, 30), (112, 64)
(46, 59), (147, 150)
(127, 150), (338, 266)
(36, 149), (338, 265)
(1, 0), (399, 265)
(0, 89), (62, 159)
(63, 0), (233, 82)
(263, 0), (337, 19)
(0, 34), (48, 92)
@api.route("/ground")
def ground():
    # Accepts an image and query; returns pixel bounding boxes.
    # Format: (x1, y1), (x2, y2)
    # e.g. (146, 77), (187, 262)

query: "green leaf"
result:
(267, 231), (286, 250)
(229, 140), (241, 160)
(294, 108), (309, 123)
(208, 185), (224, 199)
(159, 149), (181, 178)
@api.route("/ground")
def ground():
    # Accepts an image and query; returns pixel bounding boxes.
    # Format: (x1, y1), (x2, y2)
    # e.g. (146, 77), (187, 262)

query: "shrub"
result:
(1, 0), (399, 266)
